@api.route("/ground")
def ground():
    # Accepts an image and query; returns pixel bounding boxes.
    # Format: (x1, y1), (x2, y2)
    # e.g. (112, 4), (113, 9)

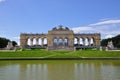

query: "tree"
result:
(0, 37), (18, 48)
(65, 27), (69, 30)
(101, 34), (120, 48)
(0, 37), (10, 48)
(12, 41), (17, 46)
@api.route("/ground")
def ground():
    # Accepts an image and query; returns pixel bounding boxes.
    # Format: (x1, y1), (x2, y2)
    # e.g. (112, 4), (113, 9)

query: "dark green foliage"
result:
(101, 34), (120, 48)
(0, 37), (10, 48)
(101, 38), (112, 46)
(112, 35), (120, 48)
(0, 37), (17, 48)
(52, 27), (57, 30)
(65, 27), (69, 30)
(12, 41), (17, 46)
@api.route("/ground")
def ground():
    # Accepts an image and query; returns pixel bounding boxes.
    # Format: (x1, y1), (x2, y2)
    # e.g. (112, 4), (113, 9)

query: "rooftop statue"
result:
(107, 41), (114, 50)
(65, 27), (69, 30)
(52, 25), (69, 31)
(52, 27), (57, 30)
(58, 25), (63, 30)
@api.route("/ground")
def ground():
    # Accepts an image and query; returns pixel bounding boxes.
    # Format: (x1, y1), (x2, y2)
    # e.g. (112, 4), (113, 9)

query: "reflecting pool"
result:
(0, 60), (120, 80)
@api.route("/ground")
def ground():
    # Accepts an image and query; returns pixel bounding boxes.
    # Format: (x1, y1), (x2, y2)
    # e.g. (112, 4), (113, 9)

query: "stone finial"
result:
(52, 27), (57, 30)
(6, 41), (13, 50)
(52, 25), (69, 31)
(107, 40), (114, 50)
(58, 25), (63, 30)
(65, 27), (69, 30)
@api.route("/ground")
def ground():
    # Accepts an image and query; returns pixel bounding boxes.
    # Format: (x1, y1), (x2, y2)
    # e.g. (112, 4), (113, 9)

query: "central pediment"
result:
(48, 25), (74, 35)
(52, 25), (70, 31)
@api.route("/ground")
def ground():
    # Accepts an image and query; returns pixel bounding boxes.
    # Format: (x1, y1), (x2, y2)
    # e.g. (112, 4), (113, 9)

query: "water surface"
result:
(0, 60), (120, 80)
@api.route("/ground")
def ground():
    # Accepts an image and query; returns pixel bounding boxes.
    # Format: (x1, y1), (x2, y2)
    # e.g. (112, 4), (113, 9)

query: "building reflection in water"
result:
(74, 63), (101, 80)
(19, 64), (48, 80)
(0, 61), (120, 80)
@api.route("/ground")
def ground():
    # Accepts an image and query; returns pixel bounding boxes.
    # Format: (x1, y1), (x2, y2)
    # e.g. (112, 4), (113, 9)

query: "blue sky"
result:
(0, 0), (120, 45)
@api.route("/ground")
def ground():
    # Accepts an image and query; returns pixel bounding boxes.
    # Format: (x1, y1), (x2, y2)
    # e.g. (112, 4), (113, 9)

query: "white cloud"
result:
(105, 34), (114, 39)
(72, 19), (120, 39)
(72, 27), (93, 33)
(0, 0), (5, 3)
(89, 20), (120, 26)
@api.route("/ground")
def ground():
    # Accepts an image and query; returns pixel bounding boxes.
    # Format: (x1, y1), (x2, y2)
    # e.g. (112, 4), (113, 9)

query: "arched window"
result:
(43, 38), (47, 46)
(58, 38), (63, 46)
(79, 38), (83, 46)
(33, 38), (36, 45)
(85, 38), (89, 46)
(64, 38), (68, 46)
(90, 38), (94, 46)
(38, 38), (42, 45)
(53, 38), (57, 46)
(27, 38), (31, 46)
(74, 37), (79, 46)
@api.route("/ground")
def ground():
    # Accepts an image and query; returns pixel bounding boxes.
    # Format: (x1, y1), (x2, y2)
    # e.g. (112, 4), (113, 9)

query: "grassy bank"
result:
(0, 49), (120, 58)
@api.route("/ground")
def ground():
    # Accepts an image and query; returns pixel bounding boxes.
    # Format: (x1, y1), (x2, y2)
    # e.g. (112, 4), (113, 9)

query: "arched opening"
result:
(38, 38), (42, 46)
(58, 38), (63, 46)
(27, 38), (31, 46)
(79, 38), (83, 46)
(90, 38), (94, 46)
(74, 37), (79, 46)
(53, 38), (57, 46)
(84, 38), (89, 46)
(43, 38), (47, 46)
(64, 38), (68, 46)
(33, 38), (36, 45)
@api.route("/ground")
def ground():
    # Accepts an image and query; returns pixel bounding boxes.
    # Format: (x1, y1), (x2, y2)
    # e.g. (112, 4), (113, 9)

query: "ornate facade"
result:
(20, 26), (101, 50)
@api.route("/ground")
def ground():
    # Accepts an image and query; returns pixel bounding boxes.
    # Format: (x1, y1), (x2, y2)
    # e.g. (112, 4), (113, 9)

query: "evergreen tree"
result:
(12, 41), (17, 46)
(101, 34), (120, 48)
(0, 37), (10, 48)
(0, 37), (17, 48)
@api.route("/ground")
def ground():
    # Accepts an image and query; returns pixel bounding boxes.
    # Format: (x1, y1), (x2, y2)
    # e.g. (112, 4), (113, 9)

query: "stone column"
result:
(77, 39), (80, 45)
(88, 39), (91, 46)
(20, 35), (27, 48)
(42, 38), (44, 46)
(57, 39), (59, 46)
(83, 39), (85, 46)
(94, 40), (96, 46)
(20, 39), (26, 47)
(95, 40), (101, 47)
(36, 38), (39, 45)
(63, 39), (65, 46)
(92, 40), (95, 46)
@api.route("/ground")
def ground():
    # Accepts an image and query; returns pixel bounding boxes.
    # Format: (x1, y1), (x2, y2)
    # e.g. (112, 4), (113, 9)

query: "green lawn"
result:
(0, 49), (120, 58)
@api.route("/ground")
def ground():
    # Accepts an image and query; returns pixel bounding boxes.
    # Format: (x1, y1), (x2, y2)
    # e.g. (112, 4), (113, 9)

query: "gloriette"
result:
(20, 26), (101, 50)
